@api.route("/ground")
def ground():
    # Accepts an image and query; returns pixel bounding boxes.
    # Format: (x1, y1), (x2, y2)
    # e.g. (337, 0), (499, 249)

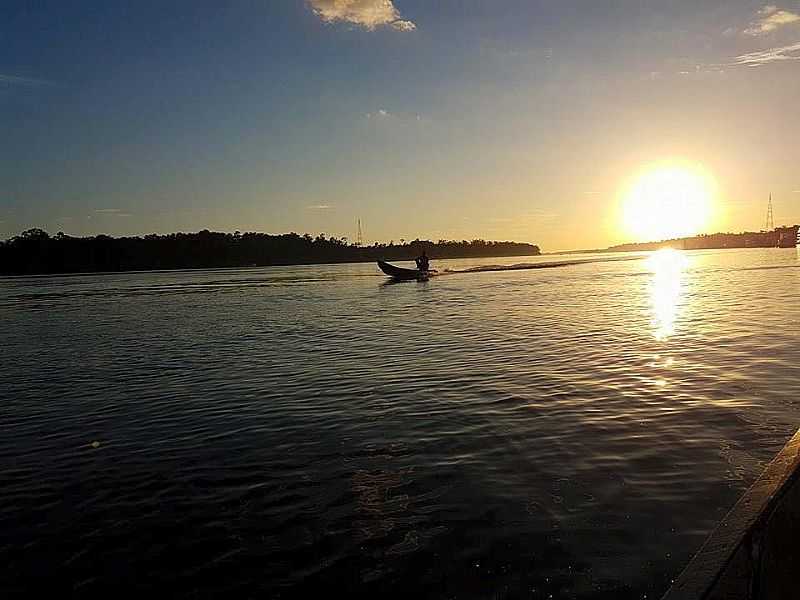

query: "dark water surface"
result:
(2, 248), (799, 599)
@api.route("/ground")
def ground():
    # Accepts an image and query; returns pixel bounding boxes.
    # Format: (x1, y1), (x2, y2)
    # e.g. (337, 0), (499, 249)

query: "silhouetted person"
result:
(415, 250), (430, 272)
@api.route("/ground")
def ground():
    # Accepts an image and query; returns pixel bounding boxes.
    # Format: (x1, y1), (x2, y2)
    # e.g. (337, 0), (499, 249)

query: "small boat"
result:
(377, 260), (436, 280)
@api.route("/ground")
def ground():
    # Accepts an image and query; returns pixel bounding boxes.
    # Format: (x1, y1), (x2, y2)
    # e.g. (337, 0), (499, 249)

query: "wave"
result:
(443, 255), (643, 274)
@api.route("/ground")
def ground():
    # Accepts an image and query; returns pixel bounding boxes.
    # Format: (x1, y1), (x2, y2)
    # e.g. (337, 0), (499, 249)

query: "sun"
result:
(620, 162), (716, 242)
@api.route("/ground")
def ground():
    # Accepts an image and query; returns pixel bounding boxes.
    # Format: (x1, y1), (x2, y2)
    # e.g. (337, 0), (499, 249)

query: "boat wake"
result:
(443, 255), (642, 274)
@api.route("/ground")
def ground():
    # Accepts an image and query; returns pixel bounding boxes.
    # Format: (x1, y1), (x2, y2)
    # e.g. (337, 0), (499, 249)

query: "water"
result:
(1, 248), (799, 599)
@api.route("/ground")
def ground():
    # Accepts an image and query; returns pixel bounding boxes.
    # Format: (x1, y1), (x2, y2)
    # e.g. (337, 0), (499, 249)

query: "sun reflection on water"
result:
(647, 249), (688, 341)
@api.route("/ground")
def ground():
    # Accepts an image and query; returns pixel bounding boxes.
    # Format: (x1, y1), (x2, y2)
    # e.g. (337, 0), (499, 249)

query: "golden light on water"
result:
(648, 249), (688, 341)
(621, 162), (717, 242)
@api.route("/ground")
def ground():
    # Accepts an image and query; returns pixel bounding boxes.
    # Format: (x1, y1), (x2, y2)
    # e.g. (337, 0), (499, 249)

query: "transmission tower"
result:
(766, 194), (774, 231)
(356, 219), (363, 246)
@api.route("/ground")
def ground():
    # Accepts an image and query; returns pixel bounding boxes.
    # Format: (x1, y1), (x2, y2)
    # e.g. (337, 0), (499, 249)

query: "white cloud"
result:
(307, 204), (333, 210)
(391, 19), (416, 32)
(364, 108), (427, 124)
(731, 40), (800, 66)
(366, 108), (390, 118)
(744, 5), (800, 35)
(308, 0), (416, 31)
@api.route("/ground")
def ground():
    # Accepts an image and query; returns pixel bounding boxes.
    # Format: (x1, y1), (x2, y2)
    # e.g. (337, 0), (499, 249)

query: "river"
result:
(2, 248), (799, 598)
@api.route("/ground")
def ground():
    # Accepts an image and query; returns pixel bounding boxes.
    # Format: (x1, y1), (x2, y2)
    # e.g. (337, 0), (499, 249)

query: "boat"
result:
(377, 260), (436, 280)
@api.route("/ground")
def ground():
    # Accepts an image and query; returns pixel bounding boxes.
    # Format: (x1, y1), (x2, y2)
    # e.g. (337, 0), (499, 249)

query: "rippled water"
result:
(2, 248), (799, 599)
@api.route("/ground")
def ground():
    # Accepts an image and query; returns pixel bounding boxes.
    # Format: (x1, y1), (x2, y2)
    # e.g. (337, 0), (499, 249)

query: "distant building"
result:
(775, 226), (798, 248)
(608, 225), (800, 253)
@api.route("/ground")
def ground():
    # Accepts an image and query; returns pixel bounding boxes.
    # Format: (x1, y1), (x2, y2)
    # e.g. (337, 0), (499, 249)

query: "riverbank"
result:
(0, 229), (540, 276)
(543, 226), (800, 256)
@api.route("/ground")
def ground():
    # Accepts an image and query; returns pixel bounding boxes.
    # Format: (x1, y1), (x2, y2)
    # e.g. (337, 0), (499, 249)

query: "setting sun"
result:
(621, 162), (717, 242)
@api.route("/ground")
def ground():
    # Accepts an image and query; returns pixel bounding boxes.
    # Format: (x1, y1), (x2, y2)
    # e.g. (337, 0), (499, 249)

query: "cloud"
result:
(366, 108), (390, 118)
(308, 0), (416, 31)
(94, 209), (132, 217)
(731, 40), (800, 66)
(744, 5), (800, 35)
(0, 74), (54, 87)
(307, 204), (333, 210)
(521, 210), (559, 220)
(364, 108), (426, 124)
(391, 19), (416, 32)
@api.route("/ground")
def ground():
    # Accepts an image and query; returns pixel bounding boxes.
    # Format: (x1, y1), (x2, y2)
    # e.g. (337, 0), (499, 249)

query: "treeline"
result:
(0, 229), (541, 275)
(608, 226), (799, 253)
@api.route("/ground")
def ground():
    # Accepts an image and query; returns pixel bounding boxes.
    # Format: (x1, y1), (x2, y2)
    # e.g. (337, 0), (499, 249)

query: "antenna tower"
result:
(766, 194), (774, 231)
(357, 219), (363, 246)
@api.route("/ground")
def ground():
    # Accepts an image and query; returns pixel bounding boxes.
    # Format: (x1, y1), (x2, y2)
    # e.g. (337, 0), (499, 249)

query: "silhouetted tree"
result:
(0, 229), (543, 275)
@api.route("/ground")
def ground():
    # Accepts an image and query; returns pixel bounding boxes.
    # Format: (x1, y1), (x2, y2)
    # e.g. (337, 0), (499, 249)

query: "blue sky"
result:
(2, 1), (799, 250)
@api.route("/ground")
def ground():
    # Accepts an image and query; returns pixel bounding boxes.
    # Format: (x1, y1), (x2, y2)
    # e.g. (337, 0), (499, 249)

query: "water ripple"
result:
(1, 248), (798, 598)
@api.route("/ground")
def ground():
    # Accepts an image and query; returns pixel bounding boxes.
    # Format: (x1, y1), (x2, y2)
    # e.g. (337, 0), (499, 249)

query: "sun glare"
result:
(647, 249), (688, 341)
(621, 162), (716, 242)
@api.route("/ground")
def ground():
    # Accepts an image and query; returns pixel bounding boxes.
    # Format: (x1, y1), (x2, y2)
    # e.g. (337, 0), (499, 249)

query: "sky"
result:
(1, 1), (799, 251)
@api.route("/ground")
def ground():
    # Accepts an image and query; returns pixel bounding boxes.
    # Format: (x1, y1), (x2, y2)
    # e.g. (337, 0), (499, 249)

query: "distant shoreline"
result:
(604, 226), (799, 253)
(0, 229), (541, 276)
(547, 225), (799, 255)
(3, 226), (797, 276)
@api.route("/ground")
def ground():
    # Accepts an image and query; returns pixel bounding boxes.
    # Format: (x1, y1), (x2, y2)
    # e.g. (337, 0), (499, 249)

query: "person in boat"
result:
(415, 250), (430, 272)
